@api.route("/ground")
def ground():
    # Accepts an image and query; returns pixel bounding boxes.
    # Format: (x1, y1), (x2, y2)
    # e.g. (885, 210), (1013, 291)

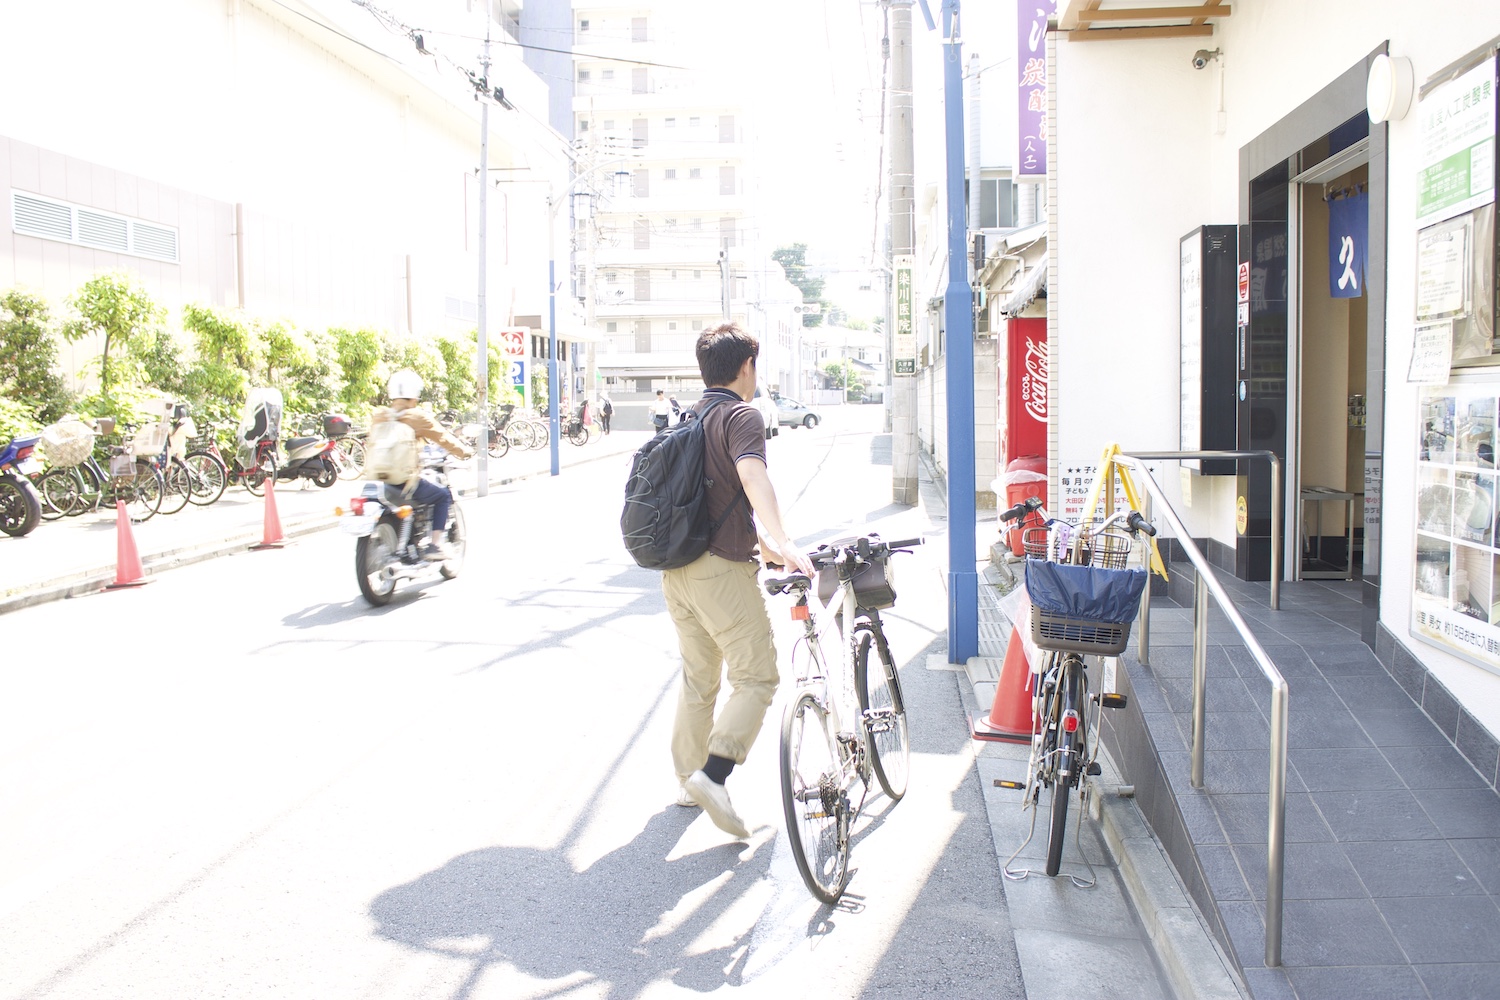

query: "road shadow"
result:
(369, 808), (774, 1000)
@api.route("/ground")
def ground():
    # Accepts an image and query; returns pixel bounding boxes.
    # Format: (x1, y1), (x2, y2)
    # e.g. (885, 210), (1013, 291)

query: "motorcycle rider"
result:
(373, 369), (475, 561)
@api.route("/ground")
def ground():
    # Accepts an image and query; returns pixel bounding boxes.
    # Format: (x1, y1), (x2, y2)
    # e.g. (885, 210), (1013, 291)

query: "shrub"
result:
(0, 289), (71, 426)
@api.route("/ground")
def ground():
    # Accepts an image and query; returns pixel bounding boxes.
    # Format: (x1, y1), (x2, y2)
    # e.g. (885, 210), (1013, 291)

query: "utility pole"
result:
(475, 27), (491, 497)
(720, 240), (731, 321)
(889, 0), (919, 506)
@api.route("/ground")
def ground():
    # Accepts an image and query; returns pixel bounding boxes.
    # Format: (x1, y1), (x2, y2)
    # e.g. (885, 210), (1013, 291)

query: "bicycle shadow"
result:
(369, 809), (774, 999)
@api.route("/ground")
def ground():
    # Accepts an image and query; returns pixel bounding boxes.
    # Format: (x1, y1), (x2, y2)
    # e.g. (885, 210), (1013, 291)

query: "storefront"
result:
(1049, 2), (1500, 754)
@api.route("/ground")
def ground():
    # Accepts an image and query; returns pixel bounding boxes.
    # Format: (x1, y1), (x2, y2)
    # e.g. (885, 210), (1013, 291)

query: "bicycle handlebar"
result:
(1127, 510), (1157, 537)
(999, 496), (1044, 524)
(764, 534), (923, 591)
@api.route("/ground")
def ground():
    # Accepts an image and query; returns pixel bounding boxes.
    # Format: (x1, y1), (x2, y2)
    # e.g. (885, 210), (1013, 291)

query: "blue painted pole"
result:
(942, 0), (977, 664)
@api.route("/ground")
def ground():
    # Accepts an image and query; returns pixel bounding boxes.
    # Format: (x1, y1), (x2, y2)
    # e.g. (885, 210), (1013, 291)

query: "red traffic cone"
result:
(249, 472), (285, 550)
(972, 622), (1035, 743)
(105, 500), (150, 590)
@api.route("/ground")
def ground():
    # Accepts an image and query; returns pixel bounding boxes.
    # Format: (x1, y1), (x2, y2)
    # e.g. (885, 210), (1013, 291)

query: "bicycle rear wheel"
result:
(780, 691), (849, 903)
(335, 437), (365, 481)
(855, 628), (909, 801)
(158, 459), (193, 515)
(37, 468), (78, 518)
(125, 460), (163, 522)
(183, 451), (227, 505)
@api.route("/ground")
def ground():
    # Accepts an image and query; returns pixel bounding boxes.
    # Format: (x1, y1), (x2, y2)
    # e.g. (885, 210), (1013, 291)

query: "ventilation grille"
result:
(11, 190), (179, 263)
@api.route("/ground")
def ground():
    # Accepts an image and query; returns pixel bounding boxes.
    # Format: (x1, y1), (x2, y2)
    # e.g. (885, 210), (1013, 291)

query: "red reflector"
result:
(791, 605), (809, 620)
(1062, 712), (1079, 733)
(351, 498), (365, 515)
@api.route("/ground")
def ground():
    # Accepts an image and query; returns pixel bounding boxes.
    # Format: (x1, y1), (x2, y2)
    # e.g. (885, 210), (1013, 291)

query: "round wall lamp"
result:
(1367, 53), (1415, 123)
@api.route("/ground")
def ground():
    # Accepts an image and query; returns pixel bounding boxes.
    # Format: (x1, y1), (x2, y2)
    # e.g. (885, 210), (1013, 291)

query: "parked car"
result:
(751, 382), (780, 438)
(775, 396), (821, 429)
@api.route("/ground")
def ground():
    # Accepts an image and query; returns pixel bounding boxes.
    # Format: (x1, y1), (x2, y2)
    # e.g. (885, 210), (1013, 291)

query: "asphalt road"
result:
(1, 406), (1025, 1000)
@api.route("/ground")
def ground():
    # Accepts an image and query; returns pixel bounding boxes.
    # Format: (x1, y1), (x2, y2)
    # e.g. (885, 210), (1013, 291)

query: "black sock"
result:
(702, 754), (735, 785)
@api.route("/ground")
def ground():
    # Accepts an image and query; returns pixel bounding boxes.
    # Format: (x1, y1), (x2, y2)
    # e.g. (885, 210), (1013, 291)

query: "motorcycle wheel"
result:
(440, 506), (466, 580)
(356, 522), (399, 606)
(0, 474), (41, 536)
(314, 458), (338, 488)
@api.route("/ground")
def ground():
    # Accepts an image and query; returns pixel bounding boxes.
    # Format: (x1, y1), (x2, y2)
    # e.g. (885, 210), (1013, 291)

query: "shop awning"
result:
(999, 265), (1048, 318)
(1059, 0), (1232, 41)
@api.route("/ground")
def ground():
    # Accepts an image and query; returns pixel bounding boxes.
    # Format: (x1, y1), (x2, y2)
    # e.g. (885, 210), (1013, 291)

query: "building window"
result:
(665, 117), (676, 128)
(693, 270), (702, 279)
(689, 168), (701, 180)
(579, 19), (589, 31)
(690, 217), (702, 230)
(606, 321), (617, 333)
(603, 120), (614, 130)
(689, 116), (700, 128)
(664, 169), (676, 180)
(976, 178), (1016, 229)
(578, 69), (591, 82)
(602, 69), (614, 81)
(669, 270), (678, 279)
(668, 321), (677, 330)
(579, 120), (590, 132)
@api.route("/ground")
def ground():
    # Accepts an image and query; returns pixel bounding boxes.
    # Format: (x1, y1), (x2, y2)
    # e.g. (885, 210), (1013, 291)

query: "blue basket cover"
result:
(1024, 559), (1147, 624)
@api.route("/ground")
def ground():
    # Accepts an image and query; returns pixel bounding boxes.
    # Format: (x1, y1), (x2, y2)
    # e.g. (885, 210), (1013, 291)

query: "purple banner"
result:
(1017, 1), (1055, 179)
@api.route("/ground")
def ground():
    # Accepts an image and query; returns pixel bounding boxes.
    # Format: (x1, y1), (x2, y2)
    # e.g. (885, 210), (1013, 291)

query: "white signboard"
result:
(1417, 56), (1497, 228)
(1409, 320), (1455, 384)
(893, 255), (916, 376)
(1180, 233), (1203, 471)
(1416, 217), (1472, 320)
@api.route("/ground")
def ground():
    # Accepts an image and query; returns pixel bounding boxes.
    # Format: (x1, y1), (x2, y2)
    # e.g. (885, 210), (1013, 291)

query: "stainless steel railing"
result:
(1112, 451), (1289, 969)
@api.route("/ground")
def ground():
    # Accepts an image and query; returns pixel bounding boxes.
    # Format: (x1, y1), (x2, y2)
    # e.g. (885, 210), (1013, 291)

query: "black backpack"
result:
(621, 397), (747, 570)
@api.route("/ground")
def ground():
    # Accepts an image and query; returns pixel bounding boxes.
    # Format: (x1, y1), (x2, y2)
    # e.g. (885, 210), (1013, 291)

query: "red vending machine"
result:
(997, 317), (1049, 555)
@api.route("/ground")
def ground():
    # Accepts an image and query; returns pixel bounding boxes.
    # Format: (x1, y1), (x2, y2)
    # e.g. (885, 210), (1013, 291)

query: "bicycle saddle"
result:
(763, 573), (811, 596)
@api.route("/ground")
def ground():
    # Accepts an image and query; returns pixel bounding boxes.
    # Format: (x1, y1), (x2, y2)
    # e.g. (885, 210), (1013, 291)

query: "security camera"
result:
(1192, 48), (1221, 70)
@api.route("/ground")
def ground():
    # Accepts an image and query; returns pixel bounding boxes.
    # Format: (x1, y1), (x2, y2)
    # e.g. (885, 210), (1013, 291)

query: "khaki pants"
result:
(662, 552), (779, 784)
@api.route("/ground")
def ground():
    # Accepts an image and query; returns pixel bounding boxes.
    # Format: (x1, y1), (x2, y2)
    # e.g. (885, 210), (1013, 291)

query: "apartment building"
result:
(571, 1), (800, 397)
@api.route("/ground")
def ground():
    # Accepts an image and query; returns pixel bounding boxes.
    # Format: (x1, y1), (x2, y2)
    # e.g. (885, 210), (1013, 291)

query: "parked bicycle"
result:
(34, 417), (163, 522)
(994, 499), (1153, 883)
(763, 532), (923, 903)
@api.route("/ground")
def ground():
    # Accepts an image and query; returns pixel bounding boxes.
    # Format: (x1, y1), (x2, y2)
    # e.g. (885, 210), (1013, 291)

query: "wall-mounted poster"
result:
(1413, 384), (1500, 673)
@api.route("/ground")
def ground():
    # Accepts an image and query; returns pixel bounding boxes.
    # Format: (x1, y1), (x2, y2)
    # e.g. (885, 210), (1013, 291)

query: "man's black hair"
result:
(697, 322), (759, 388)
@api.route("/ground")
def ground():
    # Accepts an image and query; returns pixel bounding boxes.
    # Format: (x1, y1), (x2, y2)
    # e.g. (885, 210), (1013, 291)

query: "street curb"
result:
(0, 442), (636, 616)
(1090, 773), (1249, 1000)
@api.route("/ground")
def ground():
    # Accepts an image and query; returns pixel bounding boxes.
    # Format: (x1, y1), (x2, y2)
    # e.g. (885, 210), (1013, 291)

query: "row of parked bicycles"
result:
(0, 389), (368, 536)
(440, 400), (597, 456)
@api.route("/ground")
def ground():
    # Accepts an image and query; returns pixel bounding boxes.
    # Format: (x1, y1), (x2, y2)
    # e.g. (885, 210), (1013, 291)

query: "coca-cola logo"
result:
(1022, 339), (1048, 423)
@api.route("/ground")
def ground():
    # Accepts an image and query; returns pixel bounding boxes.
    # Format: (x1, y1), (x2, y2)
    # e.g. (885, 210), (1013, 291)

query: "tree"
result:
(772, 243), (827, 328)
(0, 290), (70, 427)
(333, 327), (382, 409)
(183, 303), (256, 430)
(822, 359), (865, 392)
(61, 272), (165, 398)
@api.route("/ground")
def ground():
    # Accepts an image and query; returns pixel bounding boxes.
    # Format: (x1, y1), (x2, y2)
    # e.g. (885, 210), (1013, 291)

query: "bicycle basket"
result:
(131, 420), (169, 457)
(1025, 559), (1147, 655)
(39, 419), (95, 468)
(109, 453), (138, 479)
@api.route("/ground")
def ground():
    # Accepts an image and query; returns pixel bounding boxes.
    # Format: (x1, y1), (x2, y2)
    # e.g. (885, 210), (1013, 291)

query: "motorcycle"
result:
(0, 434), (43, 536)
(275, 429), (340, 488)
(339, 445), (466, 606)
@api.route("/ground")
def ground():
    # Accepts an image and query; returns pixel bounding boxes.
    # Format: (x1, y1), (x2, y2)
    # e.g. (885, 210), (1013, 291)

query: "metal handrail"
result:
(1113, 453), (1289, 969)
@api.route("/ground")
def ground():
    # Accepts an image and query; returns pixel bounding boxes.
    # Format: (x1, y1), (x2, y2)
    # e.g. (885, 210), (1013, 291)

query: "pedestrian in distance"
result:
(653, 390), (671, 433)
(370, 369), (475, 561)
(663, 322), (815, 838)
(599, 394), (613, 435)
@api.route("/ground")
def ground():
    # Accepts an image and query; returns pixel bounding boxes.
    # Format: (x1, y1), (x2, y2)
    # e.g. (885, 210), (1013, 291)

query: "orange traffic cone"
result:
(249, 472), (285, 550)
(105, 500), (150, 590)
(972, 622), (1035, 743)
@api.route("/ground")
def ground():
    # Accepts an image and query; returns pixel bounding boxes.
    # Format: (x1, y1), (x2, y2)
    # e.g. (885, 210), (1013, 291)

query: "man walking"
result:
(599, 393), (613, 435)
(653, 390), (672, 433)
(663, 323), (815, 837)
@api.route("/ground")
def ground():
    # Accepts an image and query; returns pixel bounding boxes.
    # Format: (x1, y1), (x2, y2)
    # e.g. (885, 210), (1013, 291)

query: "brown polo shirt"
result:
(695, 387), (765, 563)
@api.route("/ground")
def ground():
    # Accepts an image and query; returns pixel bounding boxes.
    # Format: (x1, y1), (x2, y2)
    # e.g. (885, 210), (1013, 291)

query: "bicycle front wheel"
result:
(158, 459), (193, 515)
(780, 692), (849, 903)
(855, 628), (910, 801)
(37, 468), (78, 519)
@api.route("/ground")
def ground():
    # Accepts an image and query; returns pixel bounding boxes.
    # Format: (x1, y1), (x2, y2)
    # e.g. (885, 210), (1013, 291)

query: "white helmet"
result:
(386, 369), (423, 401)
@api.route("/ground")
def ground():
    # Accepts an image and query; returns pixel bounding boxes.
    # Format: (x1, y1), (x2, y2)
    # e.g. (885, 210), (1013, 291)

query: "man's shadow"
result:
(370, 808), (774, 999)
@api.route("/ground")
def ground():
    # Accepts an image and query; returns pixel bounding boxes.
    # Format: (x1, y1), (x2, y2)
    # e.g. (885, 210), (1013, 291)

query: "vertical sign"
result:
(1328, 192), (1369, 298)
(1181, 232), (1203, 470)
(499, 326), (528, 409)
(1017, 1), (1056, 180)
(893, 254), (916, 375)
(1416, 55), (1496, 228)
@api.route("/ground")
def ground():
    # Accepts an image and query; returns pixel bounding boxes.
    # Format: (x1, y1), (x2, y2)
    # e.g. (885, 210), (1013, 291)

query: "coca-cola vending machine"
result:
(997, 317), (1048, 553)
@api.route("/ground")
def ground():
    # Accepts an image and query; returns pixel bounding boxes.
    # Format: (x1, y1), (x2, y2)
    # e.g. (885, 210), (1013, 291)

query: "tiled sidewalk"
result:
(1125, 575), (1500, 1000)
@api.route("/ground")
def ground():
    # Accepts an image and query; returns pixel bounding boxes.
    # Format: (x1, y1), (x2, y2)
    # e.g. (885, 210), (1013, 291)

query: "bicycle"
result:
(131, 408), (195, 516)
(763, 532), (923, 903)
(36, 417), (163, 522)
(994, 501), (1154, 884)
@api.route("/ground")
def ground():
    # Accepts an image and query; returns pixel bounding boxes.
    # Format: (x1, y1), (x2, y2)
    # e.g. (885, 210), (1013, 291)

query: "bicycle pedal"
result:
(1099, 693), (1129, 709)
(993, 779), (1025, 790)
(1086, 761), (1101, 776)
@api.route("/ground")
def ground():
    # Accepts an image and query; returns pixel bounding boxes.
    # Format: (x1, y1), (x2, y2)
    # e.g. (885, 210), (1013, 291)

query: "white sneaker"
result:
(684, 771), (749, 839)
(675, 785), (697, 808)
